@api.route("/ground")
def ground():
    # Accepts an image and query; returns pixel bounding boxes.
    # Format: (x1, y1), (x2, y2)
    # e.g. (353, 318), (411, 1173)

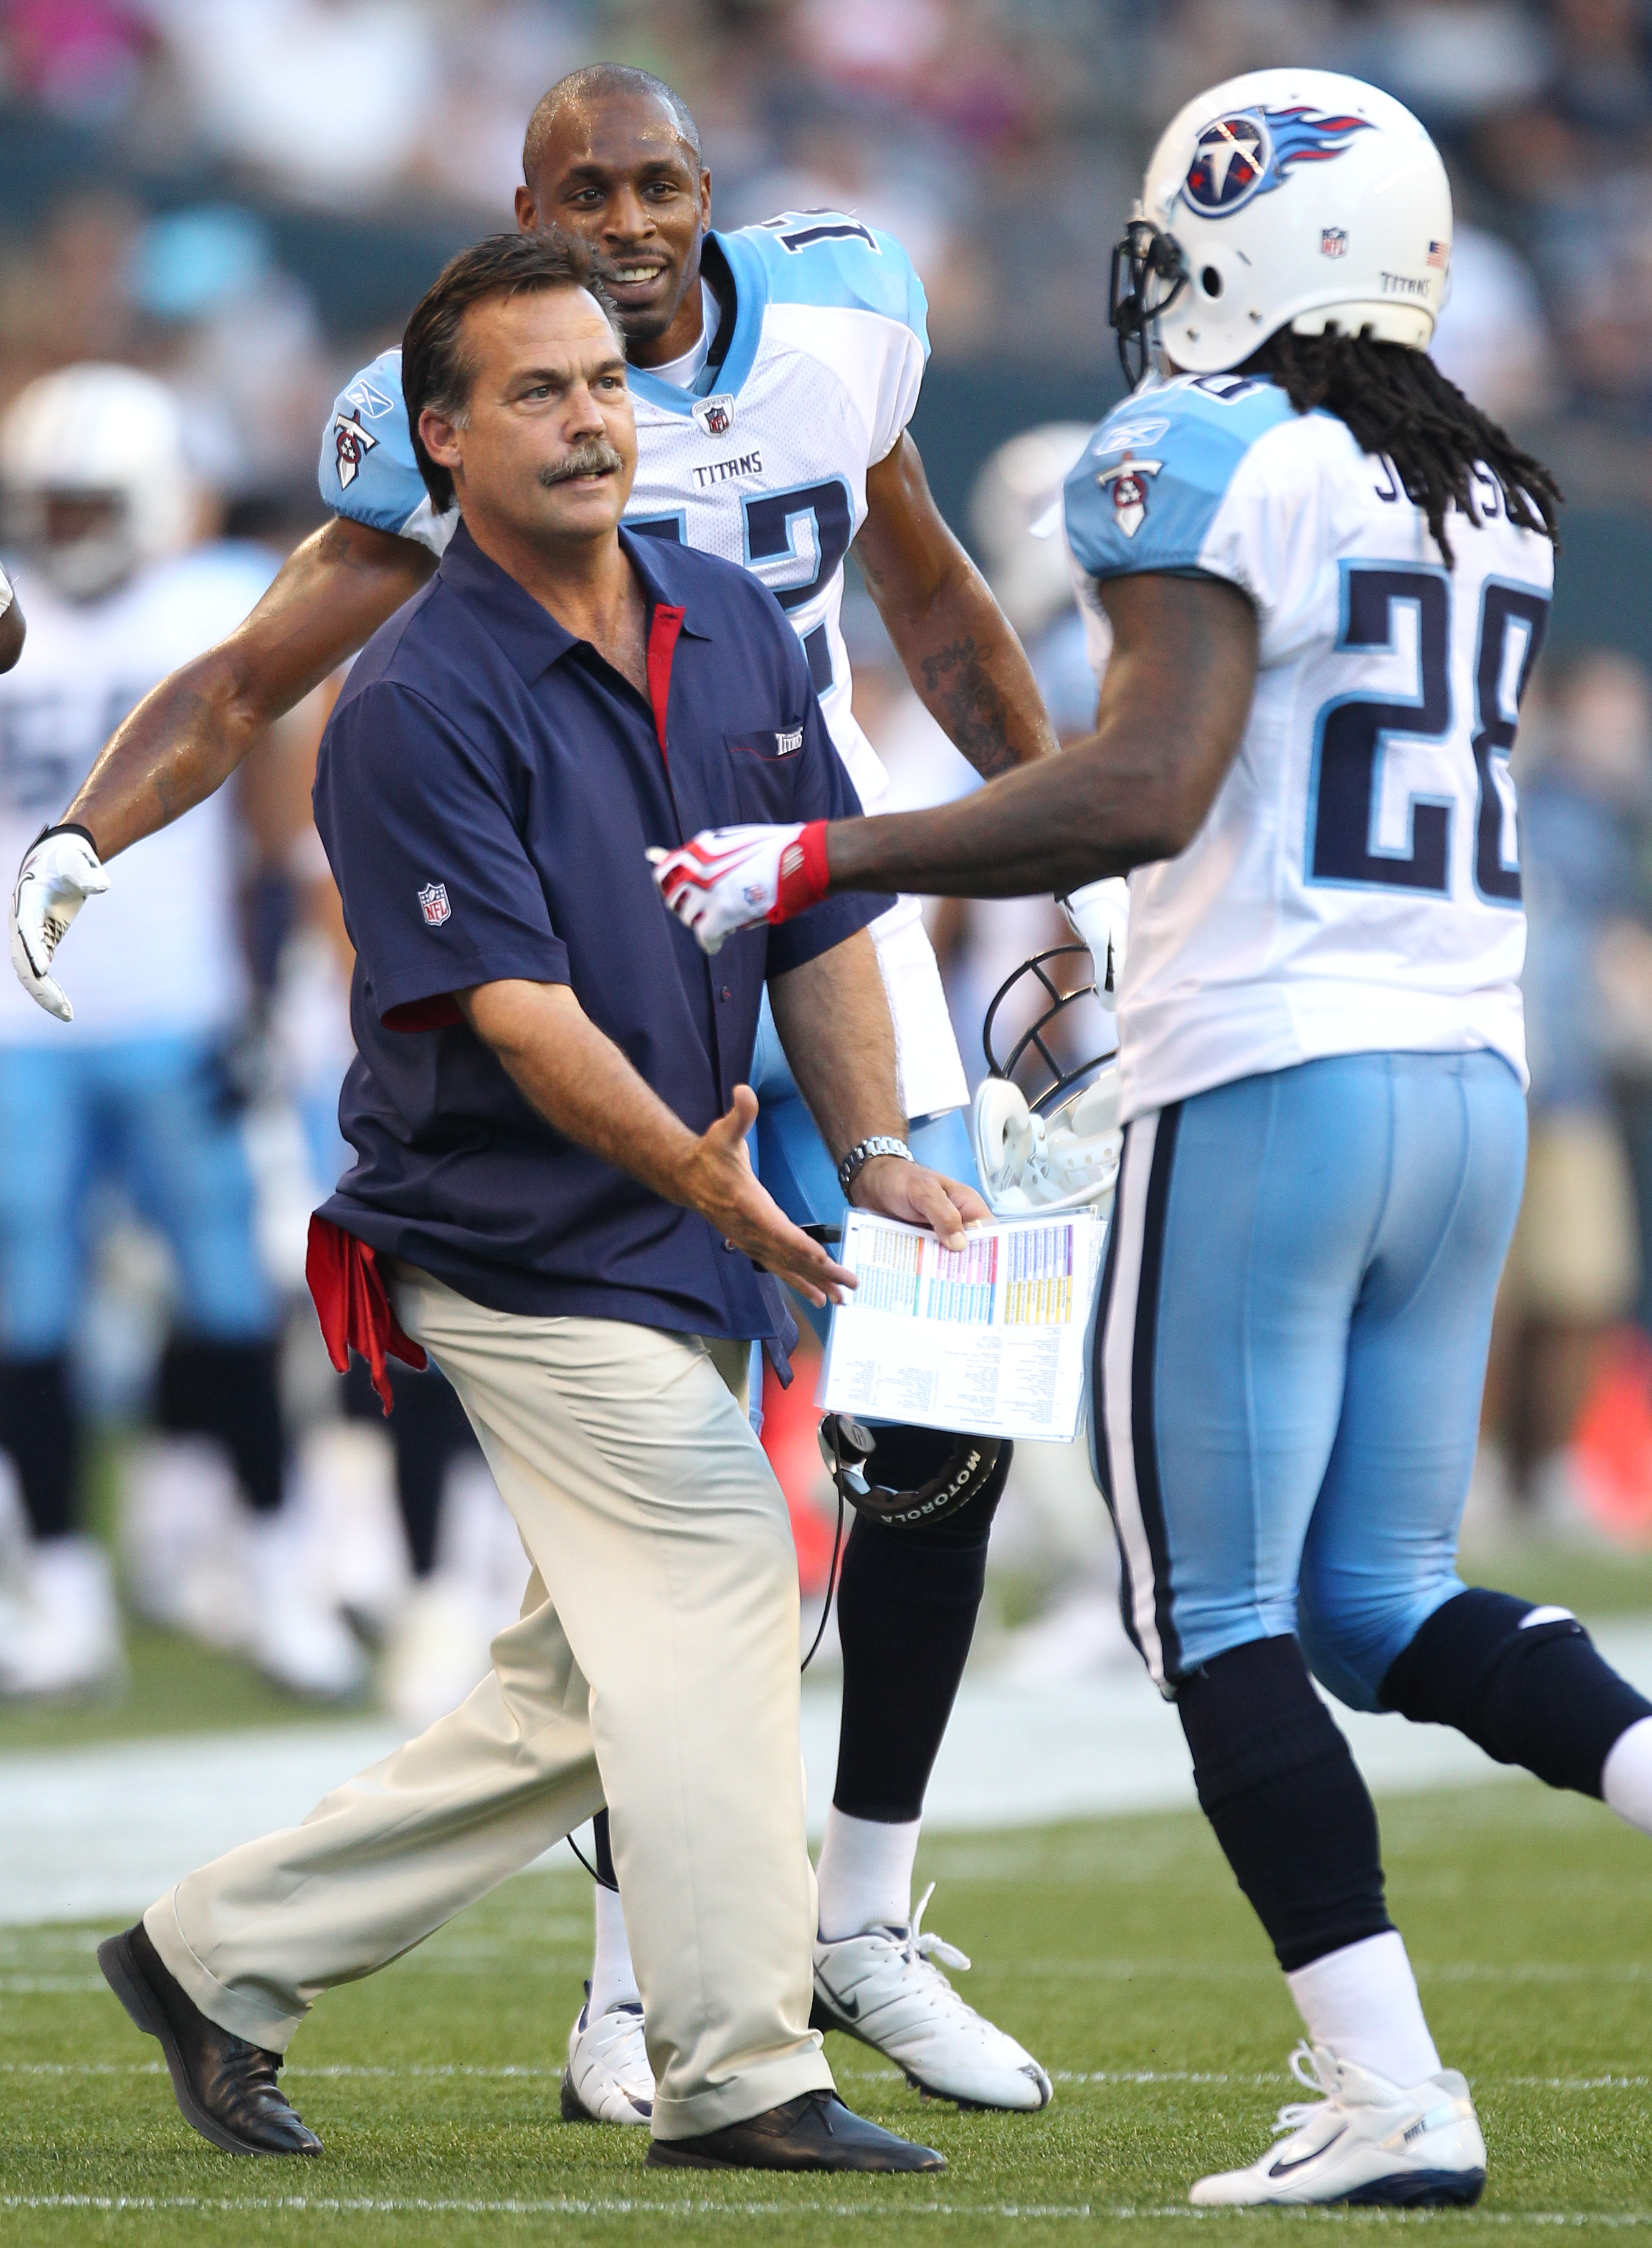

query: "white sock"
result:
(1286, 1930), (1442, 2087)
(1603, 1714), (1652, 1834)
(587, 1879), (639, 2015)
(815, 1808), (921, 1940)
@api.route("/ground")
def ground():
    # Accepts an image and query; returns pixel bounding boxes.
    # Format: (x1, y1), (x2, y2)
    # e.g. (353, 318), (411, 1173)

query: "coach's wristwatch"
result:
(837, 1136), (915, 1198)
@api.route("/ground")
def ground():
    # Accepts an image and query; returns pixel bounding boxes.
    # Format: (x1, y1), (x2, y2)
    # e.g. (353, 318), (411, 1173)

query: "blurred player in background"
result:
(652, 67), (1652, 2207)
(9, 68), (1062, 2122)
(0, 364), (363, 1700)
(0, 562), (22, 675)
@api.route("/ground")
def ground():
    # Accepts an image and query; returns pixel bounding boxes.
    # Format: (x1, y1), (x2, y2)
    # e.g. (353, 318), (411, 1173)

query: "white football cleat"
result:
(560, 1986), (655, 2125)
(1190, 2043), (1487, 2208)
(0, 1535), (124, 1699)
(812, 1882), (1052, 2112)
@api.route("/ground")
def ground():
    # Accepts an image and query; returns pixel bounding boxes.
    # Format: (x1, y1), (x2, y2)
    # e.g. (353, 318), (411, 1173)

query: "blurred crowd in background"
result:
(4, 0), (1652, 1724)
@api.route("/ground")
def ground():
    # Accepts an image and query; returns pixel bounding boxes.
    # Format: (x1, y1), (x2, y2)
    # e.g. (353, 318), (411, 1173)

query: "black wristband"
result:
(33, 822), (100, 854)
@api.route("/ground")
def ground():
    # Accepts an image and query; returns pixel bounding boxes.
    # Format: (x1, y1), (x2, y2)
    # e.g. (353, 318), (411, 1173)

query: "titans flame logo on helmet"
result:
(1182, 105), (1373, 219)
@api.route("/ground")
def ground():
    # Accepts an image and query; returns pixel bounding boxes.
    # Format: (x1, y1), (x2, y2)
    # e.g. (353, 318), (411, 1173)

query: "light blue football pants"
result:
(0, 1033), (275, 1356)
(1094, 1049), (1527, 1710)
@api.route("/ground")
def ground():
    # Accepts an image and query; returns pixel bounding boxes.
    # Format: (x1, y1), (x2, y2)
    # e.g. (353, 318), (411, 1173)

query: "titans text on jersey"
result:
(1064, 371), (1552, 1124)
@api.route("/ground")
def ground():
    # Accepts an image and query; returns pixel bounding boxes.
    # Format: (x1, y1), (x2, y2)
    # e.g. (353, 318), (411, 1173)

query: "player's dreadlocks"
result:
(1243, 328), (1563, 567)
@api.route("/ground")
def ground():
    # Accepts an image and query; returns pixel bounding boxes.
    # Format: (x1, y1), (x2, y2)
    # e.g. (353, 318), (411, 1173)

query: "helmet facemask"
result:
(1109, 214), (1189, 387)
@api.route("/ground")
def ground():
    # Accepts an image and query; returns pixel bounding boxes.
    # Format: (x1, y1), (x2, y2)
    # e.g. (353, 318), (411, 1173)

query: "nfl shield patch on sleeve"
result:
(418, 882), (451, 927)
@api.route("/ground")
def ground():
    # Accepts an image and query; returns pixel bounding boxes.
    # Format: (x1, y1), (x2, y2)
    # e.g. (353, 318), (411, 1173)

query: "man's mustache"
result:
(539, 440), (625, 488)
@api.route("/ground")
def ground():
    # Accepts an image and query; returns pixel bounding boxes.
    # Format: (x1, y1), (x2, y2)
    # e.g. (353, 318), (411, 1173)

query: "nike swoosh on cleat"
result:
(817, 1980), (860, 2020)
(1270, 2127), (1346, 2178)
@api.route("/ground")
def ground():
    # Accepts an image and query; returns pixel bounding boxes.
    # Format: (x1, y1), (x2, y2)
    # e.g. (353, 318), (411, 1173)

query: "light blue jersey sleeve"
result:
(317, 348), (455, 556)
(1064, 374), (1296, 584)
(741, 214), (929, 354)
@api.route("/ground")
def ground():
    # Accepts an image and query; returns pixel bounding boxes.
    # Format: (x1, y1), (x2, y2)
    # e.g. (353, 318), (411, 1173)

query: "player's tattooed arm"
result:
(855, 434), (1057, 777)
(62, 516), (435, 859)
(823, 572), (1258, 900)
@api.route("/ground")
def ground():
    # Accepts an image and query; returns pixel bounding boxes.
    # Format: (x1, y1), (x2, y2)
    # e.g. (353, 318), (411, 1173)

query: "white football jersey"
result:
(0, 543), (276, 1045)
(1064, 372), (1552, 1124)
(320, 218), (971, 1118)
(320, 219), (926, 817)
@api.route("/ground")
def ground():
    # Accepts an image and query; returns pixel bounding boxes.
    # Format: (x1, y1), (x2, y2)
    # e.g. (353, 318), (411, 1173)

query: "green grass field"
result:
(3, 1782), (1650, 2247)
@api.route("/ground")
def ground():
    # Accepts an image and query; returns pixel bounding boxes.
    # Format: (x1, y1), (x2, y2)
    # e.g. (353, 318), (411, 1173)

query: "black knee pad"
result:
(832, 1507), (992, 1823)
(1179, 1636), (1392, 1973)
(1381, 1588), (1652, 1798)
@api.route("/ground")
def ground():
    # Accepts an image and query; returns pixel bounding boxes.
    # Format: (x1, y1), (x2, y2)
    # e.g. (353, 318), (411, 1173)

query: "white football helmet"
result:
(1, 363), (196, 599)
(968, 422), (1096, 640)
(970, 937), (1123, 1220)
(1110, 69), (1451, 383)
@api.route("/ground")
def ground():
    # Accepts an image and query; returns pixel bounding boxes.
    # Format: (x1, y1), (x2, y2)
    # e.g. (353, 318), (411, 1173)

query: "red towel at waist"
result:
(305, 1213), (427, 1413)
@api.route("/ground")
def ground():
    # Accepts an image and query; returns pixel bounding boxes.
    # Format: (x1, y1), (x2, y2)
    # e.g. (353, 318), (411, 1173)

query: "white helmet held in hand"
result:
(1110, 68), (1452, 384)
(1, 362), (196, 599)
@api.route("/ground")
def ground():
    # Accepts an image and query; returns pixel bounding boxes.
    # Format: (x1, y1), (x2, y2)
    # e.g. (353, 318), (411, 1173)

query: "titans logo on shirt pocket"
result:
(723, 721), (807, 822)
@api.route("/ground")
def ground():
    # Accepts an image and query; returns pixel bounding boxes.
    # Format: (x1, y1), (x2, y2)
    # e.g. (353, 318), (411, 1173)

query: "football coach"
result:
(96, 231), (982, 2173)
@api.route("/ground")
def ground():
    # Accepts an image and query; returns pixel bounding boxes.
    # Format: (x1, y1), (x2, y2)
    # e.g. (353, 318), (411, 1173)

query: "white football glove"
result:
(1061, 876), (1129, 1010)
(10, 825), (110, 1022)
(648, 821), (825, 956)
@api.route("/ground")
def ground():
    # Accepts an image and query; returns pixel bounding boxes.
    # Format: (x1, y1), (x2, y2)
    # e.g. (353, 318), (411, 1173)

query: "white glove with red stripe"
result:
(10, 823), (110, 1022)
(648, 822), (830, 956)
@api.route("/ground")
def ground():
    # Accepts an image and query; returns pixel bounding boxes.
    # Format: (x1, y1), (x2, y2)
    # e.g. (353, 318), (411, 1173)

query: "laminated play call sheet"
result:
(818, 1210), (1105, 1443)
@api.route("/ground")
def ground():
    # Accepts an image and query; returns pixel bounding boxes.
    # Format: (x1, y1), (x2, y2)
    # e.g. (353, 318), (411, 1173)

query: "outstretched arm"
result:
(824, 571), (1256, 897)
(651, 573), (1258, 951)
(855, 434), (1057, 779)
(65, 516), (434, 858)
(458, 977), (856, 1309)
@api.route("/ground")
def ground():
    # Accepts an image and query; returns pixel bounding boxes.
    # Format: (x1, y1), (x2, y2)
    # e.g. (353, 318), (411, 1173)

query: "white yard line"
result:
(4, 2194), (1652, 2225)
(3, 1623), (1650, 1929)
(5, 2060), (1646, 2094)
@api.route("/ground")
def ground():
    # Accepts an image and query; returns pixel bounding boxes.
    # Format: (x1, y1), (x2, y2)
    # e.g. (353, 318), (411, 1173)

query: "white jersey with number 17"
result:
(1064, 372), (1553, 1126)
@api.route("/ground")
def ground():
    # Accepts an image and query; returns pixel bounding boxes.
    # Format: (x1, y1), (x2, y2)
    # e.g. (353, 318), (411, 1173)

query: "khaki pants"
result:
(145, 1267), (833, 2140)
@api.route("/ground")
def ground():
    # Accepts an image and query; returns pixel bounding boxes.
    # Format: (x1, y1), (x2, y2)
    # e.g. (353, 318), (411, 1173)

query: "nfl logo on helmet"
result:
(1321, 226), (1349, 258)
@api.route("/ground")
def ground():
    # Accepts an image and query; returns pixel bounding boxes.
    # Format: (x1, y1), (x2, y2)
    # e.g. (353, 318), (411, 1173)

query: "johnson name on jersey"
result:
(318, 217), (928, 821)
(1063, 372), (1553, 1123)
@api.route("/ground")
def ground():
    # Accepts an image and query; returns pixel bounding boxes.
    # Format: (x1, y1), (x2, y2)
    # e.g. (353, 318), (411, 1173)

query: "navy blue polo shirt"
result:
(312, 518), (884, 1339)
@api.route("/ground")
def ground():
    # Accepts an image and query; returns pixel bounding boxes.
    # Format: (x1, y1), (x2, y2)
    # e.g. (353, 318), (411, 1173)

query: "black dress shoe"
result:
(646, 2089), (944, 2171)
(97, 1922), (322, 2156)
